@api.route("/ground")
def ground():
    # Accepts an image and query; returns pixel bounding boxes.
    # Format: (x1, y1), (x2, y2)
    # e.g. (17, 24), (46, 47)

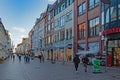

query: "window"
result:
(101, 11), (104, 25)
(54, 19), (57, 27)
(89, 17), (99, 37)
(66, 11), (72, 22)
(48, 25), (50, 32)
(54, 8), (58, 16)
(78, 2), (86, 16)
(106, 8), (110, 23)
(70, 0), (74, 5)
(54, 18), (60, 27)
(78, 23), (86, 39)
(89, 0), (99, 9)
(118, 4), (120, 26)
(67, 0), (70, 7)
(45, 27), (47, 33)
(48, 13), (50, 20)
(69, 28), (72, 39)
(57, 0), (60, 3)
(60, 30), (65, 41)
(51, 23), (54, 29)
(83, 2), (86, 12)
(66, 29), (69, 40)
(66, 0), (74, 7)
(48, 36), (50, 44)
(54, 34), (57, 42)
(60, 15), (65, 27)
(118, 4), (120, 19)
(61, 2), (65, 11)
(110, 6), (117, 22)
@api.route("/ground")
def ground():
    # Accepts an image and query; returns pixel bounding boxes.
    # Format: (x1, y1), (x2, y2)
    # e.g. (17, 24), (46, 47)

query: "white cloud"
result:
(47, 0), (56, 2)
(21, 35), (25, 38)
(13, 27), (26, 33)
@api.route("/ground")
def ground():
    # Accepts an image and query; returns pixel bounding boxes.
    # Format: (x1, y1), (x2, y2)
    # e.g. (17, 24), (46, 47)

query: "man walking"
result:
(73, 55), (80, 73)
(83, 56), (89, 72)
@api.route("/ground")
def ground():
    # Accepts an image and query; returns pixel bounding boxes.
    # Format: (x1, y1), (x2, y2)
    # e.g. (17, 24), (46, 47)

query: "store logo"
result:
(102, 27), (120, 35)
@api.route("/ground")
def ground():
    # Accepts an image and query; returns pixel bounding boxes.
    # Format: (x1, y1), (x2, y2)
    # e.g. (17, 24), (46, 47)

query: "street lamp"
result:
(101, 0), (111, 72)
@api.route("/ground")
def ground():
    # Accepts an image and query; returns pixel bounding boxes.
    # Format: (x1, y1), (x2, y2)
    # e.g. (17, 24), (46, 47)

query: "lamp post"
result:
(100, 0), (111, 72)
(63, 30), (66, 65)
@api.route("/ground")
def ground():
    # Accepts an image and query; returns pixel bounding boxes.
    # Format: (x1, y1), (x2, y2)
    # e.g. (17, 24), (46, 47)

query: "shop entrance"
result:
(114, 48), (120, 66)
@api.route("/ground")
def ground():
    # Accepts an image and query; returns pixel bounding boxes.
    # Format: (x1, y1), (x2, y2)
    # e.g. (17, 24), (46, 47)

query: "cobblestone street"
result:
(0, 56), (120, 80)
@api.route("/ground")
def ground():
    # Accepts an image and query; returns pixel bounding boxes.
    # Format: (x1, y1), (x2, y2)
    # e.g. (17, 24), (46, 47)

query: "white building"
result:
(0, 18), (12, 59)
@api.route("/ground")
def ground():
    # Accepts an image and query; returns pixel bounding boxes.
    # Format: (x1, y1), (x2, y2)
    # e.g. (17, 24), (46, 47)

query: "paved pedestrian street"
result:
(0, 57), (120, 80)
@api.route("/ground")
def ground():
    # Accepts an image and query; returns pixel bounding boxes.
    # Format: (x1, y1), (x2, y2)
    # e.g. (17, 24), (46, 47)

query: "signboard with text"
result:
(93, 59), (101, 72)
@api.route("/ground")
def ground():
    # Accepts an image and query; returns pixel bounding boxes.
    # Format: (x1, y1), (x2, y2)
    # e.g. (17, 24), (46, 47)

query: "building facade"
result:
(44, 4), (54, 60)
(53, 0), (74, 62)
(32, 22), (39, 56)
(74, 0), (101, 56)
(0, 19), (12, 59)
(101, 0), (120, 66)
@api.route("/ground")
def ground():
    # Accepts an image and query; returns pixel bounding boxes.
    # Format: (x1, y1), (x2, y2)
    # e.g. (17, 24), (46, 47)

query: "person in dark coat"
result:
(83, 56), (89, 72)
(73, 55), (80, 72)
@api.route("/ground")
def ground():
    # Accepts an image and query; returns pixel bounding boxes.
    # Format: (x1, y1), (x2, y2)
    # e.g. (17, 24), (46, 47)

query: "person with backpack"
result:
(83, 56), (89, 72)
(73, 55), (80, 73)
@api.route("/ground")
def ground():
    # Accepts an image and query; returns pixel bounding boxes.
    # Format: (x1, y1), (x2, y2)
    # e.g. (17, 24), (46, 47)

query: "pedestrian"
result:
(42, 55), (44, 62)
(18, 55), (21, 62)
(38, 55), (42, 63)
(73, 55), (80, 73)
(83, 56), (89, 72)
(24, 55), (27, 63)
(12, 54), (15, 62)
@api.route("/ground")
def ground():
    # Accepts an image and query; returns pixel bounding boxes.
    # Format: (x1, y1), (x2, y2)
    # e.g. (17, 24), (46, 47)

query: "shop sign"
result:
(93, 59), (101, 72)
(102, 27), (120, 35)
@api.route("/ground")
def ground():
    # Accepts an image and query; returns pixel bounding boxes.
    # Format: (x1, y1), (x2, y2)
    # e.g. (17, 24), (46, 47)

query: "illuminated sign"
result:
(102, 27), (120, 35)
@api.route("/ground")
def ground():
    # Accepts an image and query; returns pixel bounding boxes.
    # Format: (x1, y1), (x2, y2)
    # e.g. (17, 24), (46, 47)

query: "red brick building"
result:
(74, 0), (101, 55)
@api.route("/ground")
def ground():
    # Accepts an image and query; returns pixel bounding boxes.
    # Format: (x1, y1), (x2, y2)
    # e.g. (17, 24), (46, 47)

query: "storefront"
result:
(60, 49), (64, 61)
(107, 39), (120, 66)
(101, 0), (120, 66)
(113, 47), (120, 66)
(66, 49), (72, 62)
(54, 50), (59, 61)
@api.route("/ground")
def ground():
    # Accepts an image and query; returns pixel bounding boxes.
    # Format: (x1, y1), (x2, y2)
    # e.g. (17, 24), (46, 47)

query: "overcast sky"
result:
(0, 0), (55, 46)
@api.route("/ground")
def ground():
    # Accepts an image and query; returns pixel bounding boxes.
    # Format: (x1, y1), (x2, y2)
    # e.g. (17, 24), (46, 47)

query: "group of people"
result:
(24, 54), (31, 63)
(73, 55), (89, 72)
(10, 54), (15, 61)
(9, 53), (33, 63)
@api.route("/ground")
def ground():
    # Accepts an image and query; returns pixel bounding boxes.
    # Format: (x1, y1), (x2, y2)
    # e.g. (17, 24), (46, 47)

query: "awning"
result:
(77, 50), (99, 55)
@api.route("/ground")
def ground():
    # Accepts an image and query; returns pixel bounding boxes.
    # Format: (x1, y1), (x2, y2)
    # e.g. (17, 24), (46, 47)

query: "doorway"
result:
(114, 48), (120, 66)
